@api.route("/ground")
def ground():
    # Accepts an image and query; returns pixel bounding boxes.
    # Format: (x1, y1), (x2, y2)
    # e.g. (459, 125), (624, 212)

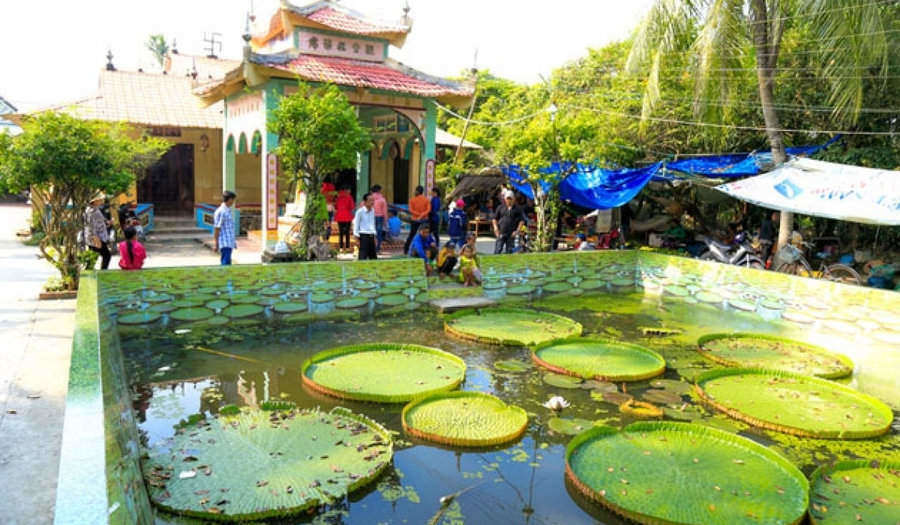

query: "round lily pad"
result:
(302, 344), (466, 403)
(273, 301), (307, 314)
(144, 407), (392, 522)
(619, 399), (663, 418)
(507, 284), (535, 296)
(549, 417), (595, 436)
(664, 285), (690, 297)
(807, 460), (900, 525)
(205, 299), (230, 311)
(402, 391), (528, 447)
(649, 379), (692, 395)
(695, 291), (723, 304)
(728, 299), (756, 312)
(149, 303), (178, 314)
(494, 359), (533, 373)
(695, 368), (894, 439)
(375, 294), (407, 306)
(532, 338), (666, 382)
(600, 391), (633, 406)
(222, 304), (264, 319)
(444, 308), (582, 346)
(335, 297), (368, 309)
(782, 310), (815, 324)
(565, 422), (809, 525)
(697, 333), (853, 379)
(118, 311), (162, 325)
(142, 293), (173, 303)
(171, 298), (201, 308)
(641, 388), (684, 406)
(169, 307), (214, 322)
(542, 282), (571, 293)
(543, 372), (584, 389)
(579, 279), (606, 290)
(206, 315), (229, 326)
(229, 294), (262, 305)
(309, 293), (334, 304)
(610, 278), (634, 288)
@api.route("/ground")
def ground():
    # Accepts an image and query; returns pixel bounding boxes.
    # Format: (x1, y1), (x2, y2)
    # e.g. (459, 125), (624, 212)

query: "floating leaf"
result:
(695, 368), (893, 439)
(697, 333), (853, 379)
(444, 308), (582, 346)
(565, 422), (808, 525)
(302, 344), (466, 403)
(402, 391), (528, 447)
(548, 417), (595, 436)
(118, 311), (162, 325)
(494, 359), (533, 373)
(808, 460), (900, 524)
(533, 338), (665, 382)
(170, 307), (214, 322)
(542, 373), (584, 389)
(619, 399), (663, 418)
(222, 304), (264, 319)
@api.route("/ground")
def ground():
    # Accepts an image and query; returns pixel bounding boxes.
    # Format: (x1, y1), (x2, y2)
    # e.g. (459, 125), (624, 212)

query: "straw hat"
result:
(90, 191), (106, 203)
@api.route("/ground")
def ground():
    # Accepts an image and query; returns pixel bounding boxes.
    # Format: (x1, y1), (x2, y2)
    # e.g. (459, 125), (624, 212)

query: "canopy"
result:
(716, 158), (900, 225)
(661, 137), (841, 178)
(504, 163), (663, 210)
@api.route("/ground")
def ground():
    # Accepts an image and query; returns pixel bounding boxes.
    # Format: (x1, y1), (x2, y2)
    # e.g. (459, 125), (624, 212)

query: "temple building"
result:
(195, 0), (474, 241)
(0, 96), (21, 135)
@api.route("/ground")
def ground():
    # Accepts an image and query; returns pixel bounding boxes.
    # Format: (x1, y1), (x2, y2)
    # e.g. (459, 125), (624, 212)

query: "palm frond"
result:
(690, 0), (748, 121)
(804, 0), (894, 125)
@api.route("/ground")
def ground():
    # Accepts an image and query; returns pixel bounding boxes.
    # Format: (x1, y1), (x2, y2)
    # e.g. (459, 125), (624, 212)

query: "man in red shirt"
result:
(404, 185), (431, 254)
(371, 184), (388, 252)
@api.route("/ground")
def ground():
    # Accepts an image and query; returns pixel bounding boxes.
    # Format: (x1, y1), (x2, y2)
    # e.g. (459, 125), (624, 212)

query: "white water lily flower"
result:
(543, 396), (570, 411)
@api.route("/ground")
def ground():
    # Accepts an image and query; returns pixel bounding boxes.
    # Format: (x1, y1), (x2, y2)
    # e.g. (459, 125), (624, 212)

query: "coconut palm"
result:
(626, 0), (895, 248)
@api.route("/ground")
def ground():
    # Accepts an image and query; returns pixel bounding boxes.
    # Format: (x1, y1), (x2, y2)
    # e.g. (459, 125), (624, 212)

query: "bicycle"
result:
(773, 242), (862, 285)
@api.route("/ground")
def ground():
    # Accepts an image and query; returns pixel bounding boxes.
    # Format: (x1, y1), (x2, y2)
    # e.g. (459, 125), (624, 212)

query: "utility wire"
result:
(434, 102), (549, 126)
(582, 91), (900, 114)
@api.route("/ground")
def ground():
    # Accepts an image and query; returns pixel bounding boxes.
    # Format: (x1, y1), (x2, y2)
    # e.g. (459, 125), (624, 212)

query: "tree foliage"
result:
(268, 82), (371, 259)
(0, 113), (169, 289)
(145, 34), (169, 68)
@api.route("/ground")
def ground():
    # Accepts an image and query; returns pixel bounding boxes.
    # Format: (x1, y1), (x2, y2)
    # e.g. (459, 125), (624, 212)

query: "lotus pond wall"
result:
(56, 250), (899, 524)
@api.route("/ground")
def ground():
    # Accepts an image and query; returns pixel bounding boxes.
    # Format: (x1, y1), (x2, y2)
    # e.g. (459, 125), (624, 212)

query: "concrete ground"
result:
(0, 203), (74, 525)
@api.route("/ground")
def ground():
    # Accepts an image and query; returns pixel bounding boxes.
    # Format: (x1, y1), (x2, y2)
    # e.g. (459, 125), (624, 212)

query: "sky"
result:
(1, 0), (654, 111)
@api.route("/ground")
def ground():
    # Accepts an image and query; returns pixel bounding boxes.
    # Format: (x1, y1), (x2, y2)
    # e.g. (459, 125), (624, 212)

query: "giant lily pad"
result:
(375, 294), (407, 306)
(444, 308), (582, 346)
(273, 301), (307, 314)
(697, 333), (853, 379)
(169, 307), (214, 322)
(402, 391), (528, 447)
(548, 417), (595, 436)
(533, 338), (665, 382)
(118, 311), (162, 325)
(543, 372), (584, 389)
(808, 460), (900, 525)
(222, 304), (264, 318)
(144, 407), (392, 522)
(694, 368), (893, 439)
(565, 422), (808, 525)
(302, 344), (466, 403)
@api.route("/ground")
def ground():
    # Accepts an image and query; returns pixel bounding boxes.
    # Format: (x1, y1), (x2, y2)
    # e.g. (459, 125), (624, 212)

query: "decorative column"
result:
(422, 100), (437, 188)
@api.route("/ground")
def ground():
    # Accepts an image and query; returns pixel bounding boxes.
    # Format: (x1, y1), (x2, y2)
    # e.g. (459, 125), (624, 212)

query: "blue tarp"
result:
(504, 163), (663, 210)
(503, 137), (839, 209)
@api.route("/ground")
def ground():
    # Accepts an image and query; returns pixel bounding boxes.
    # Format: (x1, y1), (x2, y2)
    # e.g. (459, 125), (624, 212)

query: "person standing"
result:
(213, 191), (237, 266)
(118, 227), (146, 270)
(334, 187), (355, 253)
(353, 192), (377, 260)
(84, 193), (112, 269)
(429, 187), (442, 245)
(404, 185), (431, 254)
(492, 192), (526, 254)
(321, 178), (337, 240)
(371, 184), (388, 252)
(448, 199), (468, 247)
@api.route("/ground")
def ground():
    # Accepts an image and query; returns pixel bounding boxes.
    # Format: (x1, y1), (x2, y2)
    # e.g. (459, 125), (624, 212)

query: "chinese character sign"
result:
(267, 153), (279, 230)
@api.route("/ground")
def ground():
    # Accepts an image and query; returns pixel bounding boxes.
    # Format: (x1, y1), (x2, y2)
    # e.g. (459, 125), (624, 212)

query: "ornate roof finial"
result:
(242, 11), (252, 43)
(191, 58), (198, 79)
(249, 0), (256, 23)
(172, 38), (179, 55)
(106, 49), (116, 71)
(402, 0), (411, 22)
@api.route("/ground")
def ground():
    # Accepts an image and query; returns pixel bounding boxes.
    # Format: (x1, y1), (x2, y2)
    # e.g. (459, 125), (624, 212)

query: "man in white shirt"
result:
(353, 192), (377, 260)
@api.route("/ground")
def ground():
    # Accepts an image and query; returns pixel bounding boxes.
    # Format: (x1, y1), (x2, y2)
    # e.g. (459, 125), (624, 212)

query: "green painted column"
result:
(422, 100), (437, 186)
(357, 151), (370, 202)
(224, 135), (236, 192)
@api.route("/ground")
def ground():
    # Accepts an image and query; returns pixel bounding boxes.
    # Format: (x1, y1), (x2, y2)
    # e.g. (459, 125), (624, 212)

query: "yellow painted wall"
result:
(367, 143), (421, 204)
(235, 153), (263, 204)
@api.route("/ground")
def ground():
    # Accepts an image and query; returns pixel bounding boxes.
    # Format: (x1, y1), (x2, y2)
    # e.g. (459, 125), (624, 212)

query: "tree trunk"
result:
(533, 185), (559, 252)
(749, 0), (791, 249)
(298, 171), (330, 260)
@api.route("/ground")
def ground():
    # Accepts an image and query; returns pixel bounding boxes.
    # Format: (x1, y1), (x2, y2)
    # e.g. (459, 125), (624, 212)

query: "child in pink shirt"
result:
(118, 227), (146, 270)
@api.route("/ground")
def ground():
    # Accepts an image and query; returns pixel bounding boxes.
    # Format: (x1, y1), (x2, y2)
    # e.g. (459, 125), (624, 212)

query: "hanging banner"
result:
(425, 159), (436, 194)
(716, 158), (900, 225)
(266, 152), (278, 230)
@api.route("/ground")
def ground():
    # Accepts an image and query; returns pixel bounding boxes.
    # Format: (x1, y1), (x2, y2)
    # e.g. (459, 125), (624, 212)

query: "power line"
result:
(764, 0), (897, 23)
(566, 104), (897, 136)
(434, 102), (549, 126)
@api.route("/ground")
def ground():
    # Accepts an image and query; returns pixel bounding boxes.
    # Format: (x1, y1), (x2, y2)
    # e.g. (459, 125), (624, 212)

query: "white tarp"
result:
(716, 158), (900, 225)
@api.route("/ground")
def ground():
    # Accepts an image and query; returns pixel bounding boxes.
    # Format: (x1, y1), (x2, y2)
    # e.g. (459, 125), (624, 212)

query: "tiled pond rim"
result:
(54, 251), (900, 524)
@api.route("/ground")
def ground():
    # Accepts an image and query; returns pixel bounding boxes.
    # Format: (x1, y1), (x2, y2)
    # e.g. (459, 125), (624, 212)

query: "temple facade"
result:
(195, 0), (473, 241)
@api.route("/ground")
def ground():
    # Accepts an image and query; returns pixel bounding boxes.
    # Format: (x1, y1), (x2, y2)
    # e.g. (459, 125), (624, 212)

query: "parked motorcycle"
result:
(697, 232), (765, 269)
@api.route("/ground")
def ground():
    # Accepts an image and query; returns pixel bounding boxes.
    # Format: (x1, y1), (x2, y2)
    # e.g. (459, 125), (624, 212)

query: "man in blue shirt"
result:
(429, 188), (442, 245)
(408, 223), (436, 274)
(213, 191), (237, 265)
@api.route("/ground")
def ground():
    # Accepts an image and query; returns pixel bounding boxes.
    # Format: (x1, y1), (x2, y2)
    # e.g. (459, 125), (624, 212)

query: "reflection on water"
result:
(122, 291), (899, 524)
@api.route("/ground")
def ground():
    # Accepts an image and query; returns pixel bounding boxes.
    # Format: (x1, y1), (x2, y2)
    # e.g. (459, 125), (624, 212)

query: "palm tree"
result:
(146, 34), (169, 68)
(626, 0), (895, 248)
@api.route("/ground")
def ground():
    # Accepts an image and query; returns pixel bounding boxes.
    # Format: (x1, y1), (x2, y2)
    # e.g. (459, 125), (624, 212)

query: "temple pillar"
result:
(356, 151), (370, 202)
(224, 135), (236, 192)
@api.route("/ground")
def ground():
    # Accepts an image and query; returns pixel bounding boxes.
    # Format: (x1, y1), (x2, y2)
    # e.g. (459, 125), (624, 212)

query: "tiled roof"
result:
(254, 54), (472, 99)
(165, 54), (241, 81)
(304, 6), (408, 36)
(41, 70), (223, 129)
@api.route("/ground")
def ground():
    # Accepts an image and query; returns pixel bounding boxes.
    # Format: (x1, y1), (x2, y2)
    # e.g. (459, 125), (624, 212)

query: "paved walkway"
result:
(0, 203), (74, 525)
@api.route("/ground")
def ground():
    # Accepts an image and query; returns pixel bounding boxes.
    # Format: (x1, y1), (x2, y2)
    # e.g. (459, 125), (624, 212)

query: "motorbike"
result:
(697, 232), (765, 269)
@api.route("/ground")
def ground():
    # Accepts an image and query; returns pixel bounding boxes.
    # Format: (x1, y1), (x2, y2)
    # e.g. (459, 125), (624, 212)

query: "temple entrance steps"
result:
(145, 216), (209, 245)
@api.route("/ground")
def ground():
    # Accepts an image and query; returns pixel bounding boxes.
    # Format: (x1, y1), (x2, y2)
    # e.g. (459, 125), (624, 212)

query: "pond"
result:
(121, 290), (900, 524)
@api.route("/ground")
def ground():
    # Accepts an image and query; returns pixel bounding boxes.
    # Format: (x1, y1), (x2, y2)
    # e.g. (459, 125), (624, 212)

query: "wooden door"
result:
(392, 156), (410, 204)
(139, 144), (194, 215)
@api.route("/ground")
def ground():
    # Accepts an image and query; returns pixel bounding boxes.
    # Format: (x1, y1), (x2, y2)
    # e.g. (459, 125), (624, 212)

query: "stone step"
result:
(152, 226), (210, 235)
(153, 217), (198, 228)
(143, 233), (206, 244)
(428, 296), (496, 313)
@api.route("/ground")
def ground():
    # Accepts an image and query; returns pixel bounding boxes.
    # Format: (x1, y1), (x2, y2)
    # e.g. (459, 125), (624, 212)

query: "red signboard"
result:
(266, 153), (278, 230)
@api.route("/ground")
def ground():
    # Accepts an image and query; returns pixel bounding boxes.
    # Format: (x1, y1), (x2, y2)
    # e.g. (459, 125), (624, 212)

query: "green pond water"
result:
(122, 291), (900, 524)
